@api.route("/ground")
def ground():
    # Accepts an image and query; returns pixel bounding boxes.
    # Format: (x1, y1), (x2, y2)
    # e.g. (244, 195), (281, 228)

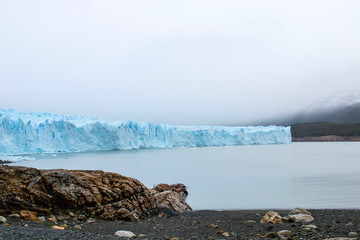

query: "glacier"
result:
(0, 108), (291, 155)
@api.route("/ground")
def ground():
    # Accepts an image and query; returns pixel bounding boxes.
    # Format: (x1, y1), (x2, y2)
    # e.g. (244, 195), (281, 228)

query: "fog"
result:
(1, 1), (360, 125)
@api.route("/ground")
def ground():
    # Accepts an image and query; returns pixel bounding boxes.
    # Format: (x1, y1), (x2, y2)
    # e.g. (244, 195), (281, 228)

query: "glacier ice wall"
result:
(0, 108), (291, 155)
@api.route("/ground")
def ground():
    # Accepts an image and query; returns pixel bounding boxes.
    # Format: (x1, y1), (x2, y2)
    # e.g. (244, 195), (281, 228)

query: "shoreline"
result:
(293, 135), (360, 142)
(0, 159), (12, 164)
(1, 209), (360, 239)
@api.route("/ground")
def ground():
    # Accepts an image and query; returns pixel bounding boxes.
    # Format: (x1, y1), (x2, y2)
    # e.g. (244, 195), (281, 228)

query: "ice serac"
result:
(0, 108), (291, 155)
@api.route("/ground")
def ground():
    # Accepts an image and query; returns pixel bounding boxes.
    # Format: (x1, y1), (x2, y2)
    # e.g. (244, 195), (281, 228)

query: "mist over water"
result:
(12, 142), (360, 209)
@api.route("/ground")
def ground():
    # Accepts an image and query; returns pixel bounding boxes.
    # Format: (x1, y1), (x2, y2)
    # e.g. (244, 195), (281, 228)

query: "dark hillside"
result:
(291, 122), (360, 138)
(259, 102), (360, 126)
(328, 102), (360, 123)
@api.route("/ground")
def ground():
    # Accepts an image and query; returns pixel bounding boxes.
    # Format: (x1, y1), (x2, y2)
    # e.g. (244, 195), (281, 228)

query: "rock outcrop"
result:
(151, 183), (192, 214)
(0, 165), (191, 221)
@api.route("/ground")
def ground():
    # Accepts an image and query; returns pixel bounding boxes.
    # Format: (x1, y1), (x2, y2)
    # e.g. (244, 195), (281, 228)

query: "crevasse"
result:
(0, 108), (291, 155)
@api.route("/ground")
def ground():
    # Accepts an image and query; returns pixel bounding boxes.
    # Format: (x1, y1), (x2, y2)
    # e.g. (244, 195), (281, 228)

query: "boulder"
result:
(261, 211), (283, 224)
(0, 165), (190, 220)
(151, 183), (192, 214)
(284, 208), (314, 223)
(288, 207), (311, 216)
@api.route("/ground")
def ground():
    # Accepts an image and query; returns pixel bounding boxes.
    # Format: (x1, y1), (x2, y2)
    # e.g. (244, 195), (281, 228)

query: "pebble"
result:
(324, 238), (357, 240)
(8, 213), (20, 218)
(114, 230), (136, 238)
(37, 216), (46, 223)
(302, 224), (317, 229)
(74, 225), (82, 230)
(58, 215), (70, 221)
(210, 224), (219, 228)
(20, 210), (37, 221)
(2, 223), (9, 226)
(264, 232), (278, 238)
(245, 220), (256, 223)
(48, 217), (57, 223)
(78, 215), (87, 221)
(0, 216), (7, 223)
(348, 232), (358, 238)
(138, 234), (147, 238)
(345, 222), (353, 226)
(86, 218), (96, 224)
(222, 232), (230, 237)
(277, 230), (293, 238)
(298, 228), (311, 232)
(52, 226), (65, 230)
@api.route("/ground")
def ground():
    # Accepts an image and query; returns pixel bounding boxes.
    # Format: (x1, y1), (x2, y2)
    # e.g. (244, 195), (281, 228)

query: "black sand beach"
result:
(1, 165), (359, 239)
(1, 209), (360, 239)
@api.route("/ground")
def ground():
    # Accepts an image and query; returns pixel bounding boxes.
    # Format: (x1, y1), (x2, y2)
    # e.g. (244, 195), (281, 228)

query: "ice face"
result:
(0, 108), (291, 155)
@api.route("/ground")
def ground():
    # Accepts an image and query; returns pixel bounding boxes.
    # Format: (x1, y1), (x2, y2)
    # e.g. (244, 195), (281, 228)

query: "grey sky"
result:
(1, 1), (360, 125)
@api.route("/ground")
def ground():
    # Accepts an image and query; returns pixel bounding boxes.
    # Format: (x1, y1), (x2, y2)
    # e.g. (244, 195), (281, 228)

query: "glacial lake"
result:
(10, 142), (360, 210)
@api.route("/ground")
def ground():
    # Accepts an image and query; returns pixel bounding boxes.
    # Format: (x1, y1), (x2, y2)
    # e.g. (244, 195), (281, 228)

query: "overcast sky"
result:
(1, 1), (360, 125)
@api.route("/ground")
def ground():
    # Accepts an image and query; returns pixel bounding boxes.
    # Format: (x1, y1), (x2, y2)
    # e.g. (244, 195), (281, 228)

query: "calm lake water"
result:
(10, 142), (360, 210)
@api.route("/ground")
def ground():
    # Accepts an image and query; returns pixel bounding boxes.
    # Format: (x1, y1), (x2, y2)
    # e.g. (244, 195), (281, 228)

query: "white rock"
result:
(115, 230), (136, 238)
(288, 214), (314, 223)
(324, 238), (357, 240)
(86, 218), (96, 224)
(277, 230), (293, 238)
(348, 232), (358, 238)
(0, 216), (7, 223)
(302, 224), (317, 229)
